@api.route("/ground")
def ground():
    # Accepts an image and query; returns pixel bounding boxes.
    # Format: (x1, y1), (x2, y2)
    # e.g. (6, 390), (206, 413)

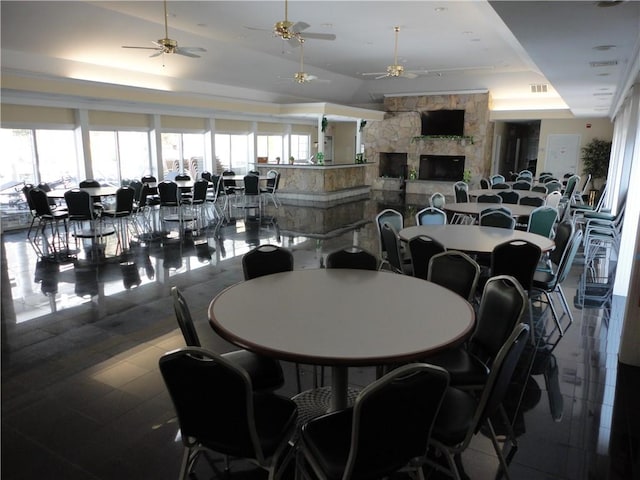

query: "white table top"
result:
(444, 202), (537, 218)
(47, 186), (118, 198)
(399, 224), (555, 253)
(468, 189), (547, 199)
(209, 269), (475, 367)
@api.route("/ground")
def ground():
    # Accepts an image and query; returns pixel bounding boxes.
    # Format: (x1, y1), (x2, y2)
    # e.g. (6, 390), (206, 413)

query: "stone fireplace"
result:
(419, 155), (465, 181)
(379, 152), (408, 178)
(363, 92), (494, 194)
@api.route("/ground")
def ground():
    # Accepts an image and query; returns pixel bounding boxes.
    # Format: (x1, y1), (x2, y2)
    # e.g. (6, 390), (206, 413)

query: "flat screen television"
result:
(420, 110), (465, 136)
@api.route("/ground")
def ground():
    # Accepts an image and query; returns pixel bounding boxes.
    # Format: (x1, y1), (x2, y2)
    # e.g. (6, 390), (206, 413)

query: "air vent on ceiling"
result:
(593, 92), (614, 96)
(530, 84), (548, 93)
(589, 60), (618, 67)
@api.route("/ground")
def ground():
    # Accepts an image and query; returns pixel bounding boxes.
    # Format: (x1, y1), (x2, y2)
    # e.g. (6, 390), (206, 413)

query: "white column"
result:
(75, 109), (91, 180)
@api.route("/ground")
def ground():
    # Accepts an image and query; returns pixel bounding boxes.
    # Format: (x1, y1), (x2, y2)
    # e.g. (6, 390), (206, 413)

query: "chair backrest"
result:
(200, 171), (212, 182)
(375, 209), (403, 256)
(518, 170), (533, 178)
(138, 183), (151, 208)
(325, 246), (379, 271)
(497, 190), (520, 205)
(490, 174), (505, 185)
(519, 195), (545, 207)
(545, 180), (563, 193)
(22, 184), (36, 211)
(141, 175), (157, 183)
(159, 347), (268, 462)
(113, 186), (135, 213)
(339, 363), (449, 480)
(242, 244), (294, 280)
(491, 240), (542, 291)
(512, 180), (532, 191)
(29, 188), (54, 216)
(408, 235), (446, 280)
(171, 287), (201, 347)
(453, 182), (469, 203)
(127, 180), (143, 201)
(265, 170), (278, 191)
(491, 182), (510, 190)
(429, 192), (446, 209)
(545, 190), (563, 208)
(243, 174), (260, 195)
(470, 275), (527, 363)
(415, 207), (447, 226)
(248, 170), (260, 176)
(427, 250), (480, 302)
(531, 185), (548, 194)
(468, 324), (530, 447)
(479, 178), (490, 189)
(79, 179), (100, 188)
(158, 180), (179, 206)
(527, 206), (558, 238)
(549, 220), (574, 267)
(562, 174), (580, 201)
(64, 188), (95, 220)
(479, 209), (515, 229)
(477, 193), (502, 204)
(380, 223), (405, 273)
(191, 179), (209, 203)
(554, 230), (583, 285)
(175, 174), (191, 181)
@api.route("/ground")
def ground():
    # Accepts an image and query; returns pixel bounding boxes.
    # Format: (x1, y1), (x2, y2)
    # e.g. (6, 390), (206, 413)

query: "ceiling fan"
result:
(122, 0), (206, 58)
(280, 39), (330, 84)
(246, 0), (336, 44)
(361, 26), (421, 79)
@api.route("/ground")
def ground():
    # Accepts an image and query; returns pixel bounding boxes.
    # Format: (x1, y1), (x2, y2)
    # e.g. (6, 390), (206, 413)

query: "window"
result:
(257, 135), (284, 163)
(215, 133), (250, 174)
(161, 133), (206, 179)
(0, 128), (78, 192)
(291, 134), (310, 162)
(90, 131), (150, 185)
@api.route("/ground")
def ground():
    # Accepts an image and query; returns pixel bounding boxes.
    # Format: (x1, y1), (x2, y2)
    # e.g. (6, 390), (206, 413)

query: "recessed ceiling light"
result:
(597, 73), (611, 76)
(593, 45), (616, 51)
(597, 0), (627, 7)
(434, 7), (447, 12)
(589, 60), (618, 67)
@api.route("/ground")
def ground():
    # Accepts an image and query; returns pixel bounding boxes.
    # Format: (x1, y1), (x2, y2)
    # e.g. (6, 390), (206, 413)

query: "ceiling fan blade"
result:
(244, 25), (272, 32)
(299, 32), (336, 41)
(361, 72), (387, 77)
(179, 47), (207, 53)
(175, 49), (202, 58)
(149, 51), (163, 58)
(375, 74), (389, 80)
(291, 21), (310, 32)
(122, 46), (162, 51)
(401, 72), (419, 79)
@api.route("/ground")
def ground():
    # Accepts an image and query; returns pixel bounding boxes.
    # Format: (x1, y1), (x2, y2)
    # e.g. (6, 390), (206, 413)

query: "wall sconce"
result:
(313, 141), (319, 149)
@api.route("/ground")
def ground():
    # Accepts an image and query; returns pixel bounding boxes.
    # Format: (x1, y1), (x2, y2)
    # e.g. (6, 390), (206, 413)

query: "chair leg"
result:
(485, 418), (512, 480)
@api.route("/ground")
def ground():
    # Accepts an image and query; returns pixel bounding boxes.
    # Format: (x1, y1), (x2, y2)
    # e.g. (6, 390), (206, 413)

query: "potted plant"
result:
(581, 138), (612, 189)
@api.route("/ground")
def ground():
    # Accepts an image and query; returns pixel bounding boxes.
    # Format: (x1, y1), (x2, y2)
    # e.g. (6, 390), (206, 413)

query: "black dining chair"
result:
(325, 246), (379, 271)
(159, 347), (297, 480)
(408, 235), (446, 280)
(298, 363), (449, 480)
(428, 323), (530, 480)
(420, 275), (527, 390)
(427, 250), (481, 303)
(171, 286), (284, 392)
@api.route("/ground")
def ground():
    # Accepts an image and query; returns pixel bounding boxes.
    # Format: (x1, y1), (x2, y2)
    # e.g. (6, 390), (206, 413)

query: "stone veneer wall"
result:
(362, 93), (494, 194)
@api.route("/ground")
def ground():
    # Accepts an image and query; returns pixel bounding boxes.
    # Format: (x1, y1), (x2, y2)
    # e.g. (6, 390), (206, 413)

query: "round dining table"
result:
(399, 224), (555, 253)
(209, 268), (475, 411)
(468, 188), (547, 199)
(444, 202), (538, 219)
(46, 186), (118, 199)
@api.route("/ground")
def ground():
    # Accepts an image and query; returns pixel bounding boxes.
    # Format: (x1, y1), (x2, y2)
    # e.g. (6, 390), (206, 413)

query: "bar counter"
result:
(257, 163), (371, 203)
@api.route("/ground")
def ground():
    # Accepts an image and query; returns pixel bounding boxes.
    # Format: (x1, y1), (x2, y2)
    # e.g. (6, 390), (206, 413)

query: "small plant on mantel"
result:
(411, 135), (474, 145)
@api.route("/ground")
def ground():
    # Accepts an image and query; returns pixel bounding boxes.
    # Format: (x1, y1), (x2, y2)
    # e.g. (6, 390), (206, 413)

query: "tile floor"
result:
(1, 192), (638, 480)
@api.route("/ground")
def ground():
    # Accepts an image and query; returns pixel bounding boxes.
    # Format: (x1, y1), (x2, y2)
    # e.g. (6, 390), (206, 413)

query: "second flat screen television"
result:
(421, 110), (465, 136)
